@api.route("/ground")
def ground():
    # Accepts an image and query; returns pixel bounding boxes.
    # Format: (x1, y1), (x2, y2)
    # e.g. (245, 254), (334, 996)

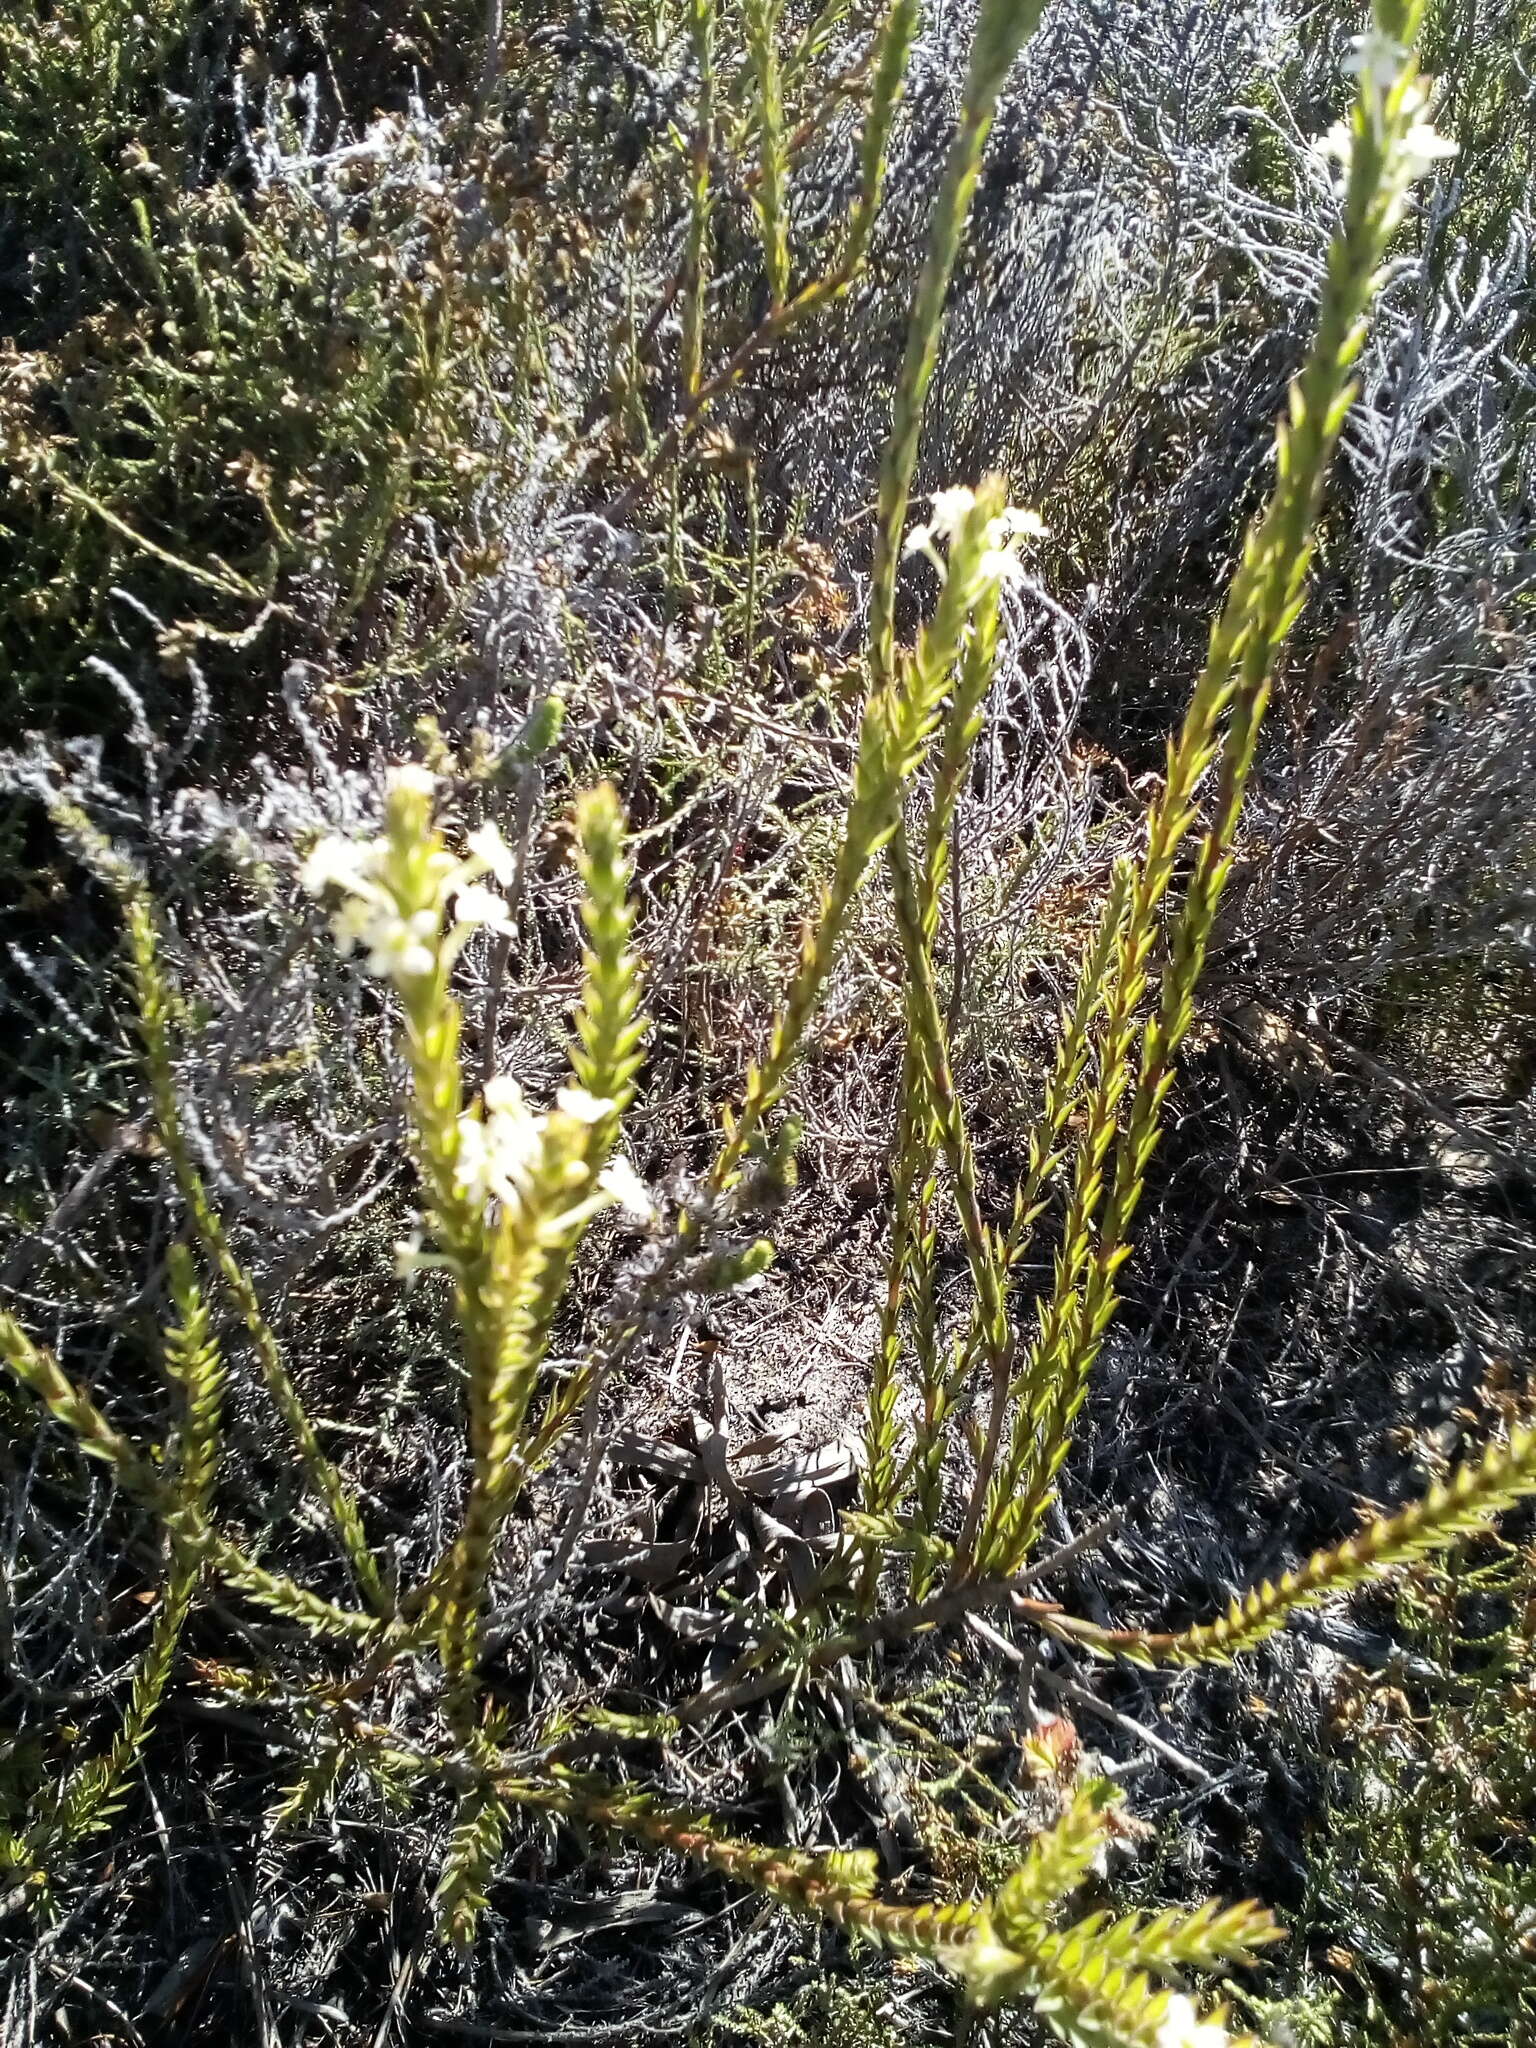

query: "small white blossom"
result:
(904, 489), (1047, 590)
(301, 834), (376, 898)
(453, 1123), (499, 1207)
(457, 1078), (544, 1207)
(483, 1074), (528, 1117)
(302, 780), (529, 987)
(326, 891), (437, 981)
(1315, 119), (1354, 170)
(928, 484), (979, 539)
(1401, 116), (1458, 177)
(304, 821), (435, 984)
(598, 1154), (658, 1226)
(359, 907), (438, 982)
(327, 895), (374, 954)
(465, 820), (516, 885)
(975, 504), (1045, 591)
(556, 1086), (616, 1124)
(1314, 103), (1456, 207)
(1153, 1994), (1230, 2048)
(1344, 25), (1408, 104)
(977, 546), (1026, 590)
(452, 881), (516, 934)
(994, 504), (1048, 540)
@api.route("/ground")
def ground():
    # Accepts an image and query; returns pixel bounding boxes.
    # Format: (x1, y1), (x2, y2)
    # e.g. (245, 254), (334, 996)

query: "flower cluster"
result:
(454, 1075), (559, 1211)
(453, 1077), (654, 1223)
(395, 1079), (656, 1273)
(304, 765), (660, 1277)
(1316, 25), (1456, 220)
(903, 484), (1047, 594)
(300, 766), (516, 986)
(1344, 22), (1410, 110)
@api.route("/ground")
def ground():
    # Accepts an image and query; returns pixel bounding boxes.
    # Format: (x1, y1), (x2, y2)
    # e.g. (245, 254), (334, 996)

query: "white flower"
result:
(301, 833), (376, 898)
(453, 1122), (498, 1206)
(358, 907), (438, 982)
(326, 893), (438, 981)
(1315, 96), (1455, 197)
(1153, 1994), (1230, 2048)
(483, 1074), (528, 1117)
(302, 822), (442, 985)
(993, 504), (1048, 541)
(556, 1086), (616, 1125)
(906, 491), (1046, 591)
(301, 789), (531, 986)
(1343, 25), (1408, 103)
(465, 820), (516, 885)
(928, 484), (978, 540)
(452, 881), (516, 934)
(598, 1154), (658, 1226)
(1401, 116), (1458, 178)
(457, 1078), (545, 1207)
(1315, 119), (1354, 171)
(977, 505), (1045, 591)
(394, 1230), (451, 1279)
(977, 545), (1027, 590)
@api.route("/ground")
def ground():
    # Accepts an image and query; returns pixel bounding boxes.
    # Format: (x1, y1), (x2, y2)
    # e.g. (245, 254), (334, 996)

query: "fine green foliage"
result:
(702, 1978), (905, 2046)
(2, 6), (1529, 2046)
(865, 0), (1050, 689)
(0, 1), (547, 738)
(711, 479), (1015, 1195)
(999, 1781), (1126, 1917)
(862, 0), (1490, 1611)
(435, 1778), (511, 1952)
(681, 0), (718, 400)
(744, 0), (793, 308)
(0, 1308), (384, 1647)
(1, 1247), (223, 1891)
(1278, 1535), (1536, 2047)
(623, 0), (925, 502)
(113, 821), (388, 1614)
(1049, 1421), (1536, 1667)
(981, 134), (1396, 1563)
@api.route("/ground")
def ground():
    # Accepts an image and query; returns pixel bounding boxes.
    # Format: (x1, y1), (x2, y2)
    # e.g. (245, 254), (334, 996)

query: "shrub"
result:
(5, 10), (1534, 2046)
(1271, 1526), (1536, 2046)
